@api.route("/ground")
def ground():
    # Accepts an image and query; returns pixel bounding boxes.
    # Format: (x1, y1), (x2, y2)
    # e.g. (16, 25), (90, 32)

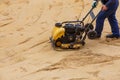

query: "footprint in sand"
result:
(99, 38), (120, 46)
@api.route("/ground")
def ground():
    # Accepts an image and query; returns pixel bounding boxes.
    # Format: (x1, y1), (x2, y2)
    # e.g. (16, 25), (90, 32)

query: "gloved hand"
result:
(92, 0), (98, 8)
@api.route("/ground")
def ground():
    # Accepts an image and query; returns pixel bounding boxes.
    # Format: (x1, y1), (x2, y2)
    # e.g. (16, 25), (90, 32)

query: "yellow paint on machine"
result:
(52, 26), (65, 41)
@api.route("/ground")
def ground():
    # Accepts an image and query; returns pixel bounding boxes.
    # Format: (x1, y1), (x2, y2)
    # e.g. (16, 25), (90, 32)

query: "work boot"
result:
(106, 34), (119, 38)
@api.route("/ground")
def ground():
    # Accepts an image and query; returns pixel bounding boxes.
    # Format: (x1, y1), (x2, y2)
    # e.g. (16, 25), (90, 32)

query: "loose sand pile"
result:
(0, 0), (120, 80)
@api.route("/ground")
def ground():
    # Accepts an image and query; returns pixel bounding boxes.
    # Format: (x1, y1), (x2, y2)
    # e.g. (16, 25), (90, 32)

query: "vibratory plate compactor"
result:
(50, 7), (99, 49)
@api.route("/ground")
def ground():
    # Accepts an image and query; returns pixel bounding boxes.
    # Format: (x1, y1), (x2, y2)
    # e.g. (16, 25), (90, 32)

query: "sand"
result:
(0, 0), (120, 80)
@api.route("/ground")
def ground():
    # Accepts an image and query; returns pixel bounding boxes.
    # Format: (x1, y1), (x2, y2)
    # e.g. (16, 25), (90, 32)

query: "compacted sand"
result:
(0, 0), (120, 80)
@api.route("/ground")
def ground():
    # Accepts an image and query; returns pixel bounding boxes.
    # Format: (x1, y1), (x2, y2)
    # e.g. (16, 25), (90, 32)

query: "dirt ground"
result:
(0, 0), (120, 80)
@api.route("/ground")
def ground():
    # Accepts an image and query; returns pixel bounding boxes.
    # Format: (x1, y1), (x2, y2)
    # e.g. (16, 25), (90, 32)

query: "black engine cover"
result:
(59, 23), (83, 43)
(64, 24), (76, 34)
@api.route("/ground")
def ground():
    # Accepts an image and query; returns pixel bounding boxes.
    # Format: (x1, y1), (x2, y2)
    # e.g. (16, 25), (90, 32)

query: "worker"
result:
(92, 0), (120, 38)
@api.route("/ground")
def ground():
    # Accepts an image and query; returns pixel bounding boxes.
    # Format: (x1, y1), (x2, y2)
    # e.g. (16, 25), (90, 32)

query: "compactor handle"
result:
(81, 7), (95, 22)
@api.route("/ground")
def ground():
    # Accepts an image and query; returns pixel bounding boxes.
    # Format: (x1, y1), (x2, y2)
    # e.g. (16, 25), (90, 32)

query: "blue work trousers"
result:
(95, 0), (119, 37)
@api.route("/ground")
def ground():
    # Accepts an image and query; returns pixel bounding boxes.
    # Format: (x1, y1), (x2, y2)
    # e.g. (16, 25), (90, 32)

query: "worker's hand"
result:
(92, 0), (98, 8)
(102, 5), (108, 11)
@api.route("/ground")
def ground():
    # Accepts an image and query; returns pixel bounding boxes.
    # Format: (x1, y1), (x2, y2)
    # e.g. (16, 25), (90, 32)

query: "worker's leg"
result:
(107, 12), (120, 38)
(95, 10), (108, 37)
(106, 1), (119, 38)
